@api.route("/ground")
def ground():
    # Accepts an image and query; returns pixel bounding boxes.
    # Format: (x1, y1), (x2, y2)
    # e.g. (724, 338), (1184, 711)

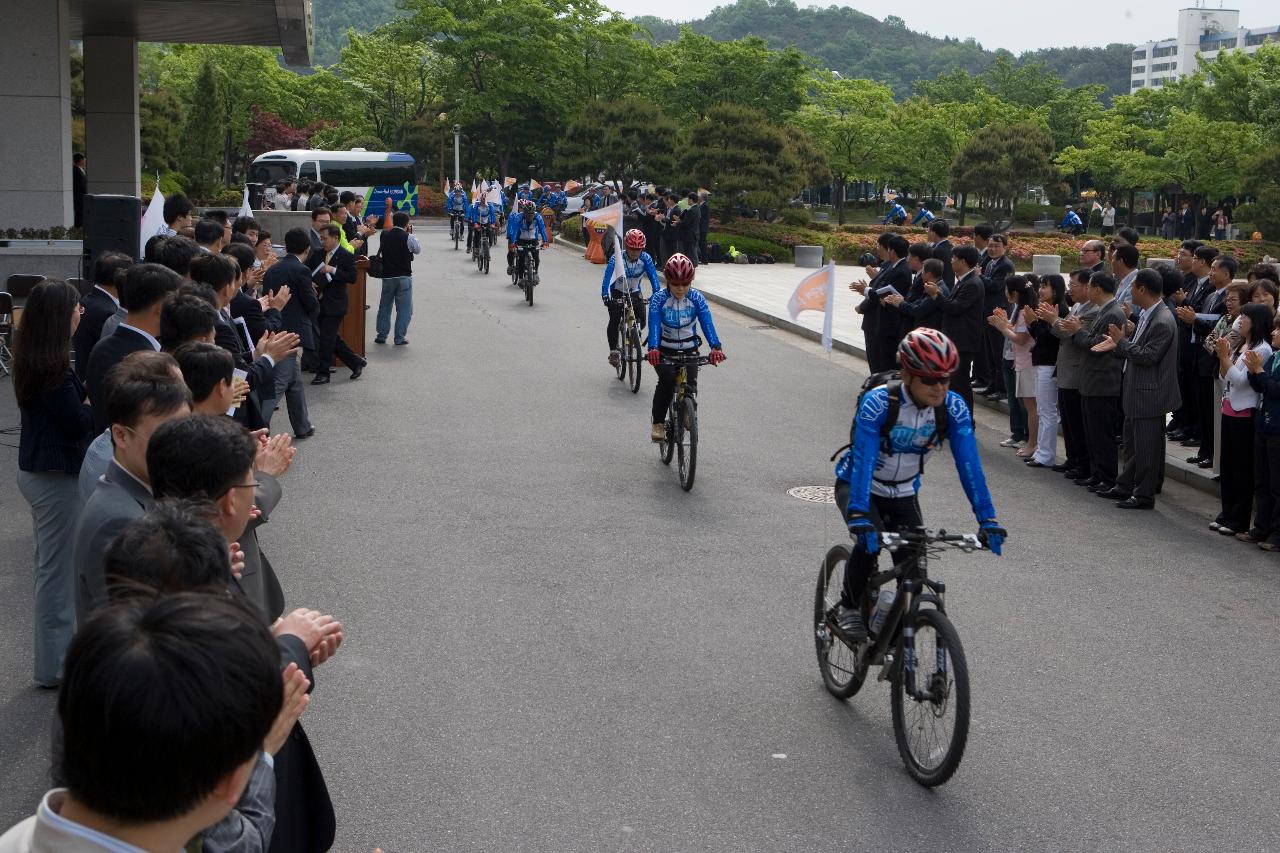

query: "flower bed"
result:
(713, 220), (1280, 270)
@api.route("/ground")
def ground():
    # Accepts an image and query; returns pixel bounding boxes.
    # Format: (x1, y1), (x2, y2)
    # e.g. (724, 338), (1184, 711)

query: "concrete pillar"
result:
(0, 0), (73, 228)
(83, 36), (140, 199)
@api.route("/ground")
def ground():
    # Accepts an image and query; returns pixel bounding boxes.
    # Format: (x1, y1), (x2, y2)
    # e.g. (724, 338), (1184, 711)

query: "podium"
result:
(338, 257), (369, 363)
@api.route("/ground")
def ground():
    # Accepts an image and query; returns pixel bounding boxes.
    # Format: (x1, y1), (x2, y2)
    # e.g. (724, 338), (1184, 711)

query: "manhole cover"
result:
(788, 486), (836, 503)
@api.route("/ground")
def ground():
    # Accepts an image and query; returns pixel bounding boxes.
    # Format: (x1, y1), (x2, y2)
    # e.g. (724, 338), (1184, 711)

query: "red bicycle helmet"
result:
(625, 228), (646, 250)
(664, 253), (695, 286)
(520, 200), (535, 214)
(897, 328), (958, 379)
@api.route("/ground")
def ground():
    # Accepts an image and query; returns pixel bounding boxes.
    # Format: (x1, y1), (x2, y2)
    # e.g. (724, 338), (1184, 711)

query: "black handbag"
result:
(366, 246), (384, 279)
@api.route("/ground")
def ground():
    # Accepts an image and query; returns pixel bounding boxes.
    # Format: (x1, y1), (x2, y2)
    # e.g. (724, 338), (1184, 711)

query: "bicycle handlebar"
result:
(659, 353), (711, 366)
(877, 529), (985, 552)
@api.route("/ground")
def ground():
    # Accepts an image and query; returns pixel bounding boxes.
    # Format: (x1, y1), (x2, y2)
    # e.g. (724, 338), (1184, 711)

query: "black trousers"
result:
(651, 348), (698, 424)
(1251, 433), (1280, 543)
(951, 352), (975, 414)
(679, 237), (700, 265)
(507, 243), (540, 271)
(833, 484), (922, 607)
(606, 289), (646, 349)
(1172, 335), (1198, 434)
(1058, 387), (1090, 476)
(983, 324), (1006, 393)
(865, 334), (897, 374)
(1081, 394), (1122, 487)
(315, 313), (360, 375)
(1218, 412), (1255, 529)
(1115, 415), (1166, 500)
(1195, 375), (1216, 459)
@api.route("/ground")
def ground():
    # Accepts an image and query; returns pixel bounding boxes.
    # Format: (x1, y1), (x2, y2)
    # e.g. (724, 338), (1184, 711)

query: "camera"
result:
(858, 251), (879, 267)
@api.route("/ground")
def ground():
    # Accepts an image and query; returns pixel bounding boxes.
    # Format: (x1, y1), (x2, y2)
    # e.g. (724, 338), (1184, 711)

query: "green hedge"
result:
(706, 231), (792, 262)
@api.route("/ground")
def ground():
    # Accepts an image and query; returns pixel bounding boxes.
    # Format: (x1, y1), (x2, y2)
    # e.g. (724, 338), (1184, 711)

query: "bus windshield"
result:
(250, 161), (296, 186)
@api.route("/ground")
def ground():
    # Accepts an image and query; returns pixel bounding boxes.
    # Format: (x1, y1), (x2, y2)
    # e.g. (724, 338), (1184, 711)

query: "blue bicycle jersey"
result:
(647, 288), (721, 351)
(506, 213), (547, 243)
(602, 252), (659, 299)
(446, 192), (468, 214)
(834, 386), (996, 520)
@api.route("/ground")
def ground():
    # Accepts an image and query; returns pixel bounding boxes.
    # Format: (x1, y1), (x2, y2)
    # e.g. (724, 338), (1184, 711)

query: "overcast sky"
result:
(606, 0), (1278, 52)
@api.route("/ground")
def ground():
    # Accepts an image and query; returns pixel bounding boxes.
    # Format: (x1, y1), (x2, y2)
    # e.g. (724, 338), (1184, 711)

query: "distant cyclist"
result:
(831, 328), (1006, 641)
(882, 201), (908, 226)
(446, 185), (469, 237)
(645, 253), (725, 443)
(602, 228), (658, 368)
(506, 200), (549, 279)
(467, 194), (500, 255)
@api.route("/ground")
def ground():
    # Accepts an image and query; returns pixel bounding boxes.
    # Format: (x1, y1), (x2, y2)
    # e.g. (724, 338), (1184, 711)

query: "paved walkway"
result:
(566, 241), (1217, 495)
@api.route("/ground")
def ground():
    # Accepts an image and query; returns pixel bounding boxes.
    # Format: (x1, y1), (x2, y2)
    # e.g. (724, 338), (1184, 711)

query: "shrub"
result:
(706, 231), (792, 261)
(1012, 202), (1052, 224)
(779, 208), (810, 226)
(562, 215), (584, 243)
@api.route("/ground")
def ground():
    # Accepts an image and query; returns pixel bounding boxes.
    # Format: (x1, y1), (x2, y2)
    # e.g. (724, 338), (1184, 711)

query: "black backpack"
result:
(831, 371), (949, 480)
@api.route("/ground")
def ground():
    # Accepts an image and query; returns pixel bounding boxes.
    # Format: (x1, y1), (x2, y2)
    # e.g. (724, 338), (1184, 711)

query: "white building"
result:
(1131, 6), (1280, 91)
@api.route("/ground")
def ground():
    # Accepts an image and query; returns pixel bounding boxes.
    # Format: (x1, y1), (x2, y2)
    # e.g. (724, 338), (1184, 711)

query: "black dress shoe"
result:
(1096, 487), (1131, 500)
(294, 428), (315, 440)
(1115, 497), (1155, 509)
(350, 358), (366, 380)
(1063, 469), (1083, 479)
(1051, 463), (1071, 472)
(1075, 475), (1100, 487)
(310, 373), (331, 385)
(1180, 438), (1201, 448)
(1087, 481), (1113, 493)
(1197, 459), (1214, 469)
(1186, 455), (1206, 464)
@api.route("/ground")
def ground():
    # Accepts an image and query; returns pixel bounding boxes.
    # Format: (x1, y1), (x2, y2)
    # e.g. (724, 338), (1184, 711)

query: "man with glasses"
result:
(830, 328), (1005, 641)
(1081, 240), (1106, 275)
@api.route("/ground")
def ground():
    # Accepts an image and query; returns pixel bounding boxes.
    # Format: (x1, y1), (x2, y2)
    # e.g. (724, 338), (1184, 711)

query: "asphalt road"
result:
(2, 227), (1279, 852)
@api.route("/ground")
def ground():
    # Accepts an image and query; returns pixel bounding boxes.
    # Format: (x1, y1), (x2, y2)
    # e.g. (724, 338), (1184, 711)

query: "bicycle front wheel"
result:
(525, 274), (534, 306)
(814, 545), (866, 698)
(626, 326), (642, 393)
(660, 405), (676, 465)
(890, 608), (970, 787)
(453, 222), (460, 250)
(677, 397), (697, 490)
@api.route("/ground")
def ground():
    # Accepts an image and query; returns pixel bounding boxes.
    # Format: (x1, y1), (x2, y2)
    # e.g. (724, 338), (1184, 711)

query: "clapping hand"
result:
(1173, 288), (1187, 305)
(1091, 335), (1117, 353)
(923, 280), (940, 298)
(1175, 305), (1196, 325)
(255, 432), (296, 478)
(1034, 302), (1057, 324)
(1020, 305), (1036, 327)
(849, 280), (867, 294)
(883, 293), (904, 307)
(229, 542), (245, 581)
(1214, 336), (1231, 359)
(987, 307), (1009, 329)
(263, 663), (311, 756)
(863, 264), (879, 280)
(230, 377), (250, 408)
(1245, 348), (1265, 372)
(1060, 315), (1083, 334)
(1107, 322), (1124, 343)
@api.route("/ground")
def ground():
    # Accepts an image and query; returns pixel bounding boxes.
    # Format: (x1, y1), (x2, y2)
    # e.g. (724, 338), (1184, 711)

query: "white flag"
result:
(139, 180), (166, 258)
(485, 185), (502, 207)
(238, 186), (252, 221)
(582, 201), (626, 287)
(787, 262), (836, 352)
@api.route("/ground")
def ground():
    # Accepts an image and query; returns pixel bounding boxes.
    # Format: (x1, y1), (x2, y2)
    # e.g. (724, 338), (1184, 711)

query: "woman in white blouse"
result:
(1213, 302), (1276, 535)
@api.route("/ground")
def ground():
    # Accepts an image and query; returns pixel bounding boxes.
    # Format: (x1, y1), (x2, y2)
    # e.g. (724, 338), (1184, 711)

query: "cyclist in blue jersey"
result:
(882, 201), (908, 226)
(831, 328), (1006, 641)
(506, 200), (549, 278)
(446, 186), (469, 238)
(467, 194), (500, 255)
(646, 253), (725, 443)
(603, 228), (659, 367)
(911, 202), (935, 227)
(1059, 206), (1084, 235)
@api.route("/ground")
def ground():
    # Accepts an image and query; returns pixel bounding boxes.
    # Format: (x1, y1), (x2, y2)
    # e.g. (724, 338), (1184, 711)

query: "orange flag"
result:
(787, 262), (836, 351)
(530, 179), (542, 191)
(564, 180), (582, 194)
(504, 176), (516, 187)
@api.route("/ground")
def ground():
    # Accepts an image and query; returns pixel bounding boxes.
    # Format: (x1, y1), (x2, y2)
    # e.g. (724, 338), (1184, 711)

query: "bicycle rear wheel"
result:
(482, 242), (490, 274)
(453, 220), (460, 250)
(626, 326), (642, 393)
(677, 397), (697, 491)
(814, 545), (866, 698)
(525, 271), (534, 305)
(890, 608), (970, 787)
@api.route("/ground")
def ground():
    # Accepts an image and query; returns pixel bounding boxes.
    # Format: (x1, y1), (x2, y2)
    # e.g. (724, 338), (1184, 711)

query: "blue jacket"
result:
(911, 208), (935, 226)
(467, 201), (500, 224)
(602, 251), (659, 299)
(834, 386), (996, 521)
(647, 287), (721, 351)
(507, 212), (548, 243)
(882, 203), (907, 224)
(446, 192), (468, 213)
(1060, 210), (1083, 229)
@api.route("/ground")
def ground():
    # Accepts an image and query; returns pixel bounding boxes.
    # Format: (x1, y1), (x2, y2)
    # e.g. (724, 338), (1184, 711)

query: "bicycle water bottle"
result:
(868, 588), (896, 636)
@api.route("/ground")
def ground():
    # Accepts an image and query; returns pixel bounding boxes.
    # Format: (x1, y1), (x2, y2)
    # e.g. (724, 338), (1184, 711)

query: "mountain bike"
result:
(450, 213), (464, 250)
(473, 224), (493, 274)
(813, 528), (986, 787)
(657, 350), (711, 491)
(611, 294), (645, 393)
(512, 239), (539, 305)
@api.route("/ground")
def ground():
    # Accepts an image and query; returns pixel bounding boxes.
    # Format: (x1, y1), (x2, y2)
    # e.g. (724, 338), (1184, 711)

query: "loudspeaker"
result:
(83, 194), (141, 263)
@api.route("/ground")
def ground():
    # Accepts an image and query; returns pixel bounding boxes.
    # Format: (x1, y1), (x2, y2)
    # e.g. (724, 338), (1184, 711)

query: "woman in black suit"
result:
(12, 279), (95, 687)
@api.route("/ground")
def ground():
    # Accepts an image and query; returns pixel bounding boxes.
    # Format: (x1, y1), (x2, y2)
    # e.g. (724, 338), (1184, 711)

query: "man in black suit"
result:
(74, 251), (131, 380)
(861, 234), (912, 372)
(1167, 240), (1206, 440)
(224, 242), (287, 344)
(1081, 239), (1106, 275)
(308, 207), (331, 253)
(84, 263), (182, 432)
(927, 220), (954, 287)
(924, 245), (984, 412)
(882, 242), (937, 335)
(306, 223), (367, 384)
(1061, 272), (1127, 493)
(1179, 251), (1232, 468)
(262, 228), (320, 439)
(979, 233), (1015, 400)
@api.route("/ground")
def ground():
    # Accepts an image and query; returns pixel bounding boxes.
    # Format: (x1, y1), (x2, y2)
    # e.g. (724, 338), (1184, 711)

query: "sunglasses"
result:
(917, 375), (951, 386)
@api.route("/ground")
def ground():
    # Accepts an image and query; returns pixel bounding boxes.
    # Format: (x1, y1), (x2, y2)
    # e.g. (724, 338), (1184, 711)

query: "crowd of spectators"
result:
(851, 221), (1280, 525)
(2, 201), (422, 849)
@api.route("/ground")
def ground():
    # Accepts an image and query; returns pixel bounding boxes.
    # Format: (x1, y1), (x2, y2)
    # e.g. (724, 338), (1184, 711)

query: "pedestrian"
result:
(980, 234), (1014, 401)
(11, 279), (96, 688)
(1213, 302), (1274, 535)
(988, 275), (1037, 455)
(1027, 274), (1067, 468)
(374, 211), (421, 346)
(1101, 201), (1116, 236)
(1062, 272), (1126, 493)
(1243, 322), (1280, 549)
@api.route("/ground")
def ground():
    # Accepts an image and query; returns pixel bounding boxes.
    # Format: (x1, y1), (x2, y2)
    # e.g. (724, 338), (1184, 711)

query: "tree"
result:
(1159, 110), (1263, 205)
(140, 89), (183, 176)
(649, 29), (810, 122)
(339, 30), (436, 151)
(1237, 146), (1280, 239)
(682, 104), (803, 221)
(556, 95), (677, 190)
(179, 58), (225, 199)
(790, 76), (894, 223)
(950, 122), (1057, 220)
(244, 107), (330, 159)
